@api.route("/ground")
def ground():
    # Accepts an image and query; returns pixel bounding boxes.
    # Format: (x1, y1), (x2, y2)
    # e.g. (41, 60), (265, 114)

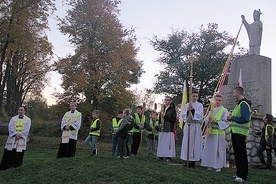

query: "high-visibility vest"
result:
(230, 101), (251, 136)
(89, 118), (101, 136)
(147, 119), (159, 135)
(14, 118), (25, 134)
(211, 107), (226, 135)
(64, 111), (81, 134)
(265, 124), (274, 141)
(112, 118), (123, 132)
(132, 113), (145, 133)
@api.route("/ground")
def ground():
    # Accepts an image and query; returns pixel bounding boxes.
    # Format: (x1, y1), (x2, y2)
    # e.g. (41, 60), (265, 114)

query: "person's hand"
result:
(227, 115), (232, 121)
(65, 125), (70, 131)
(188, 103), (194, 111)
(241, 15), (245, 20)
(15, 133), (21, 140)
(266, 145), (271, 150)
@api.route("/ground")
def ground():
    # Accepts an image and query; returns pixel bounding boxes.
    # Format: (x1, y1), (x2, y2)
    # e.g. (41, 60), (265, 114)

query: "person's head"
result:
(92, 110), (100, 119)
(164, 96), (172, 106)
(263, 114), (273, 122)
(70, 102), (77, 111)
(136, 106), (143, 115)
(18, 106), (25, 116)
(123, 109), (132, 117)
(117, 111), (123, 118)
(233, 86), (244, 100)
(253, 9), (261, 21)
(151, 112), (158, 119)
(191, 90), (199, 102)
(214, 94), (223, 107)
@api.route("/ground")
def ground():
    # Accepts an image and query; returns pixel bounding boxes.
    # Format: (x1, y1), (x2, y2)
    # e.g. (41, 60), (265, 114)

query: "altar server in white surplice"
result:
(201, 94), (229, 172)
(180, 90), (203, 167)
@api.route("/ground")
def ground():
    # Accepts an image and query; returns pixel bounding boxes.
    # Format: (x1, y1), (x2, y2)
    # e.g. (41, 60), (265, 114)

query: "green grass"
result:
(0, 135), (275, 184)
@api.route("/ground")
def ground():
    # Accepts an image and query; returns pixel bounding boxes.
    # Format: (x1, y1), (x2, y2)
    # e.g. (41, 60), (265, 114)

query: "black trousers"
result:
(130, 132), (141, 155)
(232, 133), (248, 180)
(57, 139), (77, 158)
(0, 149), (25, 170)
(257, 144), (272, 169)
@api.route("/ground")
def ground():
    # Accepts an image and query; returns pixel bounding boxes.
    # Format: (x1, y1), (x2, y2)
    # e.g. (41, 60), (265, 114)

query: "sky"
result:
(44, 0), (276, 116)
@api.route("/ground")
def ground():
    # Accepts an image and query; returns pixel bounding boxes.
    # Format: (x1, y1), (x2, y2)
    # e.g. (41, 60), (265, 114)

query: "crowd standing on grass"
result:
(1, 86), (276, 184)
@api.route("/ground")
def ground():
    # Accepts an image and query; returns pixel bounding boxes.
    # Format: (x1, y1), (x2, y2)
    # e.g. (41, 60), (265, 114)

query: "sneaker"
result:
(234, 177), (245, 183)
(215, 169), (221, 172)
(116, 156), (121, 159)
(123, 156), (129, 159)
(232, 175), (238, 179)
(207, 168), (213, 171)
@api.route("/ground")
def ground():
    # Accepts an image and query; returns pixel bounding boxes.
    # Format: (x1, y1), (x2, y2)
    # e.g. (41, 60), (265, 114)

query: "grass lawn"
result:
(0, 135), (275, 184)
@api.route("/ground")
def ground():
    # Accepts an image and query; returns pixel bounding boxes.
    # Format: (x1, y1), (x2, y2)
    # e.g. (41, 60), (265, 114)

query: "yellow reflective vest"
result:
(89, 118), (101, 136)
(230, 101), (251, 136)
(211, 107), (226, 135)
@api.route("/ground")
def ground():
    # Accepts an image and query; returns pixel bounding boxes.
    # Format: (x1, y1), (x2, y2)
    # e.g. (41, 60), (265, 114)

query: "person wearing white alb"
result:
(201, 94), (229, 172)
(180, 90), (203, 167)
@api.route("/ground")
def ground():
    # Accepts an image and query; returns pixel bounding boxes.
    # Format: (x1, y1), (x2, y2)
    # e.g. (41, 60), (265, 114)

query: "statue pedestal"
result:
(221, 55), (271, 115)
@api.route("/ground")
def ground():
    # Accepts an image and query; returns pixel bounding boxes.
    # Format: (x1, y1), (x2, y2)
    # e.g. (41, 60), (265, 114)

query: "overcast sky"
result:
(44, 0), (276, 115)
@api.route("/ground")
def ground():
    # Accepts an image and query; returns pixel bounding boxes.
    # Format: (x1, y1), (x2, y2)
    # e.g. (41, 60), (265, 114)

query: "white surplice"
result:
(180, 101), (203, 161)
(201, 106), (229, 169)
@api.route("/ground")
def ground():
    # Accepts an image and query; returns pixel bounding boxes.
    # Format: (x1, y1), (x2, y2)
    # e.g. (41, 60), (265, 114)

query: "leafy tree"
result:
(55, 0), (143, 118)
(150, 23), (236, 106)
(0, 0), (55, 115)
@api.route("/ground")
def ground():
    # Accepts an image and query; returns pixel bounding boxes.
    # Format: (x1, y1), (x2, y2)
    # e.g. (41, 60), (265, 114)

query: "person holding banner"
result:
(57, 102), (82, 158)
(201, 94), (229, 172)
(157, 96), (176, 162)
(0, 106), (31, 170)
(180, 90), (204, 167)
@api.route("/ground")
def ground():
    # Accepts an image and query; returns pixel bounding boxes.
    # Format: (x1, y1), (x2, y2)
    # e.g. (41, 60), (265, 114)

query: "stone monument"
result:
(241, 9), (263, 55)
(222, 10), (273, 166)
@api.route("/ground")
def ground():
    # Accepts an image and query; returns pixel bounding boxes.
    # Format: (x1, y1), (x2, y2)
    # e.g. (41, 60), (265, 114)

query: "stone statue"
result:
(241, 9), (263, 55)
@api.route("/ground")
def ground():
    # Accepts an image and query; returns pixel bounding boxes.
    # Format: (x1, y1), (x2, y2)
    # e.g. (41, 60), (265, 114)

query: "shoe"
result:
(233, 177), (245, 183)
(93, 148), (97, 155)
(123, 156), (129, 159)
(116, 156), (121, 159)
(232, 175), (238, 179)
(207, 168), (213, 171)
(166, 159), (172, 163)
(215, 169), (221, 172)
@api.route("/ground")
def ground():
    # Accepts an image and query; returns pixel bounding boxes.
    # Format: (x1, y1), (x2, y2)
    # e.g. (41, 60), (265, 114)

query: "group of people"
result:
(0, 86), (275, 184)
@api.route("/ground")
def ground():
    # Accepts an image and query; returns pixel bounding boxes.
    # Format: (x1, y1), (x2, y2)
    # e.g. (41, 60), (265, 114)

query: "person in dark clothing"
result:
(255, 114), (274, 171)
(116, 109), (134, 159)
(130, 106), (145, 155)
(156, 96), (177, 162)
(227, 86), (252, 183)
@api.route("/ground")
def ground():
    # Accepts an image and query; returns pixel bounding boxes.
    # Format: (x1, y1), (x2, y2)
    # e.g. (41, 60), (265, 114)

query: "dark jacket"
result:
(162, 103), (176, 132)
(116, 115), (134, 138)
(257, 121), (274, 146)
